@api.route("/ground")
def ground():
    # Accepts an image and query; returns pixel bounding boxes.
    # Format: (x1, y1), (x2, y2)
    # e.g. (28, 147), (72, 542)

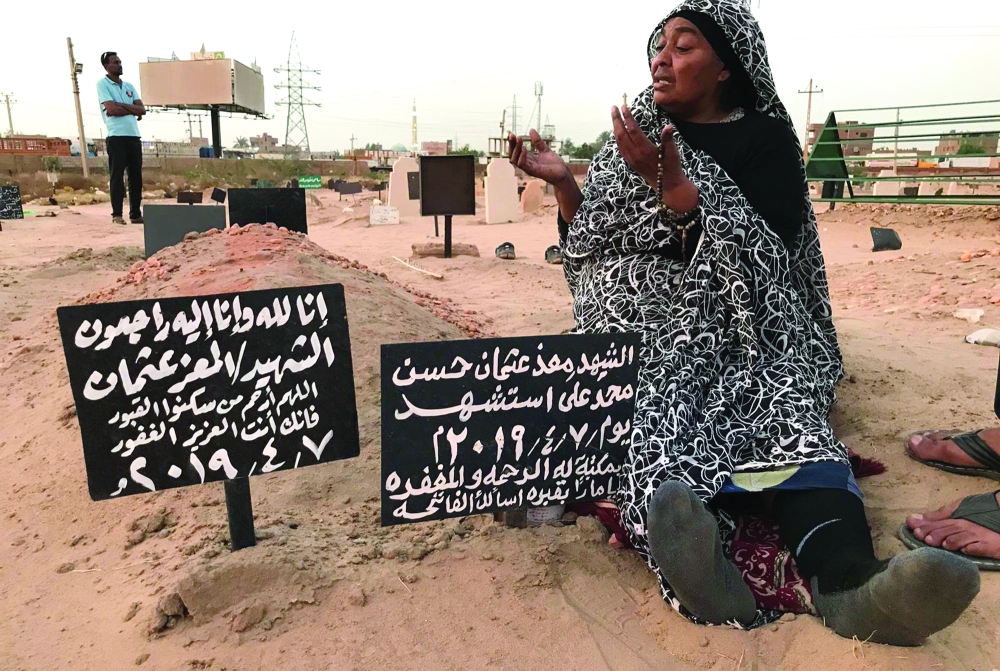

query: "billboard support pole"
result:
(210, 106), (222, 159)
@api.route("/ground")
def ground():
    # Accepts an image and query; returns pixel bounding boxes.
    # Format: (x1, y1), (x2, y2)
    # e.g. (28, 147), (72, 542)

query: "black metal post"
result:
(444, 215), (453, 258)
(994, 353), (1000, 421)
(503, 508), (528, 528)
(210, 106), (222, 159)
(434, 216), (439, 238)
(224, 477), (256, 551)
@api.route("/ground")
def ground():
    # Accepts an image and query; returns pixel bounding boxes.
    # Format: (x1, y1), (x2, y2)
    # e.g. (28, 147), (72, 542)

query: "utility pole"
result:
(274, 32), (321, 156)
(67, 38), (89, 178)
(2, 94), (15, 137)
(509, 95), (521, 137)
(349, 133), (357, 174)
(534, 82), (543, 134)
(411, 99), (418, 154)
(798, 78), (823, 161)
(186, 112), (194, 143)
(198, 116), (203, 145)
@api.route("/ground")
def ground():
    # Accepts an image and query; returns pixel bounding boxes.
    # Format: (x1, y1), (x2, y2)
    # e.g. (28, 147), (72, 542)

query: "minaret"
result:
(411, 99), (418, 154)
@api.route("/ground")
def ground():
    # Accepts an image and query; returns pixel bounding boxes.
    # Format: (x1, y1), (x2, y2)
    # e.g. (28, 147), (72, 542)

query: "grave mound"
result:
(2, 224), (502, 638)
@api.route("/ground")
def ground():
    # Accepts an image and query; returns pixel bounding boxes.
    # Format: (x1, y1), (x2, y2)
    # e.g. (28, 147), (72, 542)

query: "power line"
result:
(274, 32), (321, 155)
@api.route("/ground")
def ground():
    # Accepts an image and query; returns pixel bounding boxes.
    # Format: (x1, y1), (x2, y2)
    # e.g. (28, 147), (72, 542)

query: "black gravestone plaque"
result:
(380, 333), (641, 526)
(143, 204), (227, 258)
(0, 185), (24, 220)
(339, 183), (362, 196)
(406, 172), (420, 200)
(211, 188), (227, 204)
(228, 188), (307, 234)
(57, 284), (360, 501)
(177, 191), (204, 204)
(419, 155), (476, 217)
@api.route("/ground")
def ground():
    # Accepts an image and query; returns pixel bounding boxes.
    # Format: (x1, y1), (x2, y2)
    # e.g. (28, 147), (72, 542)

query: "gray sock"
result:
(813, 546), (980, 646)
(646, 481), (757, 625)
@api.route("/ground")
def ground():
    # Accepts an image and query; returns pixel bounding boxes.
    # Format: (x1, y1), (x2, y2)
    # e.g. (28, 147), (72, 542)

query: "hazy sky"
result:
(3, 0), (999, 152)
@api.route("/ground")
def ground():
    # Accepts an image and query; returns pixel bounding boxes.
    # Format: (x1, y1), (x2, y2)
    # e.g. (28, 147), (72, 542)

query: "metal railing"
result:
(805, 99), (1000, 206)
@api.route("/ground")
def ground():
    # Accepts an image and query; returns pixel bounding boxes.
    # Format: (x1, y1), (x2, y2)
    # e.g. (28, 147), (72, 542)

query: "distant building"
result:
(250, 133), (281, 154)
(0, 135), (71, 156)
(141, 140), (203, 157)
(935, 130), (999, 156)
(420, 141), (451, 156)
(806, 120), (875, 157)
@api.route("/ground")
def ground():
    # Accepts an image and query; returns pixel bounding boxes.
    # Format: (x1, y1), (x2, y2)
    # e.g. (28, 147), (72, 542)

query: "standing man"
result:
(97, 51), (145, 225)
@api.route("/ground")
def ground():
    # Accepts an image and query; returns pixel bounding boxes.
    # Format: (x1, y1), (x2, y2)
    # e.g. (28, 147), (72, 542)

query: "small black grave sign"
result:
(0, 185), (24, 220)
(228, 188), (307, 234)
(57, 284), (359, 501)
(143, 204), (226, 257)
(380, 333), (641, 525)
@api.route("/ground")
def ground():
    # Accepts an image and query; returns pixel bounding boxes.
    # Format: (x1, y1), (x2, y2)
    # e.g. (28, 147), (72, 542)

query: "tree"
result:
(560, 131), (613, 161)
(233, 137), (250, 149)
(957, 143), (986, 156)
(449, 144), (485, 157)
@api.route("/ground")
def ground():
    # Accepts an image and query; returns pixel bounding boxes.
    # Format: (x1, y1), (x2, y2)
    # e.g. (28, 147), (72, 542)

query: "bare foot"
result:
(905, 493), (1000, 560)
(907, 428), (1000, 469)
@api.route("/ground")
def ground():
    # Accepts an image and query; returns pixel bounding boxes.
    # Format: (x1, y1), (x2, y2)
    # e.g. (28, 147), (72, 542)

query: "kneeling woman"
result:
(509, 0), (979, 645)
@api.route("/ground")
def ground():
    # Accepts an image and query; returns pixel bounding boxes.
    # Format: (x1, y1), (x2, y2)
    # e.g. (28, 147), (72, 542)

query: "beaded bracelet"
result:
(656, 143), (700, 263)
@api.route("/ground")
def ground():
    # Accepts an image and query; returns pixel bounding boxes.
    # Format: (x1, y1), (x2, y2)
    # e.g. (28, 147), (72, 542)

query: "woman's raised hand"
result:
(508, 129), (572, 187)
(612, 105), (697, 213)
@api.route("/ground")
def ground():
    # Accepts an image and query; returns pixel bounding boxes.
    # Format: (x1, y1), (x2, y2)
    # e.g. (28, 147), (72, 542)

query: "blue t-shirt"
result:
(97, 77), (141, 137)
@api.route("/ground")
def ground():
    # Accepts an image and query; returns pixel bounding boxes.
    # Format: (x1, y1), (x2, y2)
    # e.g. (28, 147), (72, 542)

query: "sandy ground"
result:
(1, 189), (999, 671)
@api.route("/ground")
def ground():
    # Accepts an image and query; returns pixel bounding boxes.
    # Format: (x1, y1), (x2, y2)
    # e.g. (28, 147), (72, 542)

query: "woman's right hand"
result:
(508, 129), (572, 188)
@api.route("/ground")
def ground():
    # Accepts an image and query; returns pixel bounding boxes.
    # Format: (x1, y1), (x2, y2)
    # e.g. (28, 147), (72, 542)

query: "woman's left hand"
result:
(612, 105), (698, 212)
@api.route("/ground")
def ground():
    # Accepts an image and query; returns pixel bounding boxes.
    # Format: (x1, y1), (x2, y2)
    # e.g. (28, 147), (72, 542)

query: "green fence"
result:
(805, 99), (1000, 206)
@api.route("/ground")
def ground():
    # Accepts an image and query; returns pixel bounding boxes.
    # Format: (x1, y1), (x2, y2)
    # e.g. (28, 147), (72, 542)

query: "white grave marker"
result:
(485, 158), (519, 224)
(387, 156), (421, 218)
(370, 205), (400, 226)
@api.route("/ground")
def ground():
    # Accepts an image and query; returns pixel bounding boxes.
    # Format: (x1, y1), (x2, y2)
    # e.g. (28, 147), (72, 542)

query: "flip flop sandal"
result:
(545, 245), (562, 265)
(904, 430), (1000, 480)
(898, 490), (1000, 571)
(495, 242), (515, 260)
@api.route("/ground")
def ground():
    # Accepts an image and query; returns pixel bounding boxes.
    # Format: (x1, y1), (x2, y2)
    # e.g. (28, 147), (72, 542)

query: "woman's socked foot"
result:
(814, 547), (979, 646)
(908, 428), (1000, 469)
(646, 481), (757, 626)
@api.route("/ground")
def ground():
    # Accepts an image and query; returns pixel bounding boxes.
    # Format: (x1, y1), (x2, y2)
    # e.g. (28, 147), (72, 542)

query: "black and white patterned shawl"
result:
(562, 0), (847, 627)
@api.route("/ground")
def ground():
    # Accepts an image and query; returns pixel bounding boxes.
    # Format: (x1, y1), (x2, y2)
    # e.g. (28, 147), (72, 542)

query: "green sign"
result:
(298, 175), (322, 189)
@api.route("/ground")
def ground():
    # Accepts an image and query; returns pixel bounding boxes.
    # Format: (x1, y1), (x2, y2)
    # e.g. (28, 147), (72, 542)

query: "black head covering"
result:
(666, 9), (757, 109)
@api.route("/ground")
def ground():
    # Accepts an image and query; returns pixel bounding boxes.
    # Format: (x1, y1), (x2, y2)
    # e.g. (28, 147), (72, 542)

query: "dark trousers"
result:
(771, 488), (884, 594)
(107, 136), (143, 218)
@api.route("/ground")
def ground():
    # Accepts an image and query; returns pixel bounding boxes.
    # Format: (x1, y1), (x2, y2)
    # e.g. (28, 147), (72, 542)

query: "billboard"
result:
(138, 59), (265, 116)
(233, 60), (265, 115)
